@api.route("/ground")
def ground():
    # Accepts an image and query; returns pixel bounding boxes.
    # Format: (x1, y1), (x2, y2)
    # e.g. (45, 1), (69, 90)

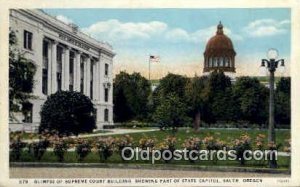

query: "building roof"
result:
(204, 22), (236, 57)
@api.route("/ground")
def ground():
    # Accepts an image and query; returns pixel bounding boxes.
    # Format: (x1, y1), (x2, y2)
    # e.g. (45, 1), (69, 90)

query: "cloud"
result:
(165, 28), (190, 42)
(82, 19), (242, 45)
(165, 25), (243, 43)
(243, 19), (290, 37)
(82, 19), (168, 41)
(56, 15), (73, 24)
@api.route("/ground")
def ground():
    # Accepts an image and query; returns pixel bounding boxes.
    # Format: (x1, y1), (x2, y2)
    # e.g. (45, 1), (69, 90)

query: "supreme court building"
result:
(9, 9), (115, 130)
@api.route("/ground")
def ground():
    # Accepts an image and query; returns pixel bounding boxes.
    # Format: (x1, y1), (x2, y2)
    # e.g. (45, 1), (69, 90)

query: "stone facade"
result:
(9, 9), (115, 130)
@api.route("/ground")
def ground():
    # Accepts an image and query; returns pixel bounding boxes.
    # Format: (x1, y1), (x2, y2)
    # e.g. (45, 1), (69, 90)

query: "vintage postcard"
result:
(0, 0), (300, 186)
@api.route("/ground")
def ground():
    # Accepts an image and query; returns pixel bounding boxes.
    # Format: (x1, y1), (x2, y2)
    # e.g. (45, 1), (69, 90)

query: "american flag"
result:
(149, 55), (160, 63)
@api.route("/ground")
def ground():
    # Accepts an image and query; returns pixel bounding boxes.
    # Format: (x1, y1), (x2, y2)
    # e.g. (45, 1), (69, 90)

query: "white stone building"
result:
(9, 9), (115, 131)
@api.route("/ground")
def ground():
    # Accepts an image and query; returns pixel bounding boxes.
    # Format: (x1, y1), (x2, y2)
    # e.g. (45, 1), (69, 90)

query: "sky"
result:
(43, 8), (291, 79)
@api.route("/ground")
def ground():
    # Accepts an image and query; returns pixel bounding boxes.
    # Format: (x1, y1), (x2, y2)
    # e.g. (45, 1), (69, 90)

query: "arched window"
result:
(214, 57), (218, 67)
(225, 57), (230, 67)
(209, 58), (213, 67)
(222, 57), (226, 67)
(219, 57), (223, 67)
(104, 109), (109, 122)
(22, 102), (33, 123)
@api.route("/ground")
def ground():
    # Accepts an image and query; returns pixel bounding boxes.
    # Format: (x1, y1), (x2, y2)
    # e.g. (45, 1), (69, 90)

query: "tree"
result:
(40, 91), (96, 135)
(207, 71), (234, 123)
(152, 73), (189, 114)
(232, 77), (268, 125)
(113, 72), (151, 122)
(153, 93), (190, 132)
(185, 75), (210, 131)
(9, 30), (36, 117)
(275, 77), (290, 125)
(156, 73), (189, 99)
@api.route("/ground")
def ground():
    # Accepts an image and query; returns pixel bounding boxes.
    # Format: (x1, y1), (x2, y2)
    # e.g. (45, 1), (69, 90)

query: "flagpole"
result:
(148, 55), (151, 81)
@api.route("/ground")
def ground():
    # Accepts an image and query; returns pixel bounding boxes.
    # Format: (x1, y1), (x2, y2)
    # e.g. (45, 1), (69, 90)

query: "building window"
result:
(57, 72), (62, 91)
(104, 88), (109, 102)
(22, 102), (33, 123)
(23, 30), (32, 50)
(227, 58), (231, 67)
(220, 57), (224, 67)
(42, 69), (48, 94)
(42, 41), (49, 64)
(209, 58), (213, 67)
(57, 47), (63, 91)
(69, 52), (74, 91)
(104, 109), (109, 122)
(105, 63), (109, 76)
(42, 40), (48, 95)
(213, 58), (218, 67)
(95, 109), (97, 122)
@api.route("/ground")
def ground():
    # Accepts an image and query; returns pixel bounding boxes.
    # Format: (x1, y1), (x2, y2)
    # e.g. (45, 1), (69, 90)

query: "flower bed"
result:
(9, 130), (291, 168)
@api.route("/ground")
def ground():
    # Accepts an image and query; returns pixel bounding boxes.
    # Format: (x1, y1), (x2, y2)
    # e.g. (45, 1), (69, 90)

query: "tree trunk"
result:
(194, 110), (201, 131)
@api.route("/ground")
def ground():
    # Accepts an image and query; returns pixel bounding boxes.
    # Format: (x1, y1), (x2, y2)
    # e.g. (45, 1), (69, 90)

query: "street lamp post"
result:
(261, 48), (285, 168)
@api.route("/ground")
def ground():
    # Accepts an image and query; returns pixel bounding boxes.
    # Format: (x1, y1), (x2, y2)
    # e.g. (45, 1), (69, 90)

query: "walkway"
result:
(10, 167), (289, 178)
(22, 128), (159, 143)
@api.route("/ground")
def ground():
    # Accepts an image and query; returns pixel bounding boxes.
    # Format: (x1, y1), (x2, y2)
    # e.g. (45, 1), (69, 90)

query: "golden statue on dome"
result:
(203, 22), (236, 73)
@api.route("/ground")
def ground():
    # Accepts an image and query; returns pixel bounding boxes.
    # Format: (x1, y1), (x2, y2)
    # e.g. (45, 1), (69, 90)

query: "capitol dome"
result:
(203, 22), (236, 73)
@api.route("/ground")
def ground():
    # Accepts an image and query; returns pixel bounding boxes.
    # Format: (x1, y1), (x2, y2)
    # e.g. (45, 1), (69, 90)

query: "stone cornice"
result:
(11, 9), (116, 58)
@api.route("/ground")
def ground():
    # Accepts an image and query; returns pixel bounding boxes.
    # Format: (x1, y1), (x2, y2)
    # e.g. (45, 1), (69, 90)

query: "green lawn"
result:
(10, 129), (113, 140)
(85, 128), (290, 151)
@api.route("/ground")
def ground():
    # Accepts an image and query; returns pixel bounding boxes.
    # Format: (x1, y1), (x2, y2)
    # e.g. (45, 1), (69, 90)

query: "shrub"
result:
(283, 138), (291, 153)
(156, 136), (177, 163)
(115, 135), (133, 160)
(96, 137), (115, 161)
(10, 135), (27, 161)
(254, 134), (266, 150)
(232, 134), (251, 165)
(40, 91), (96, 135)
(182, 137), (201, 163)
(202, 136), (226, 163)
(139, 137), (156, 150)
(53, 137), (69, 162)
(203, 136), (224, 150)
(28, 135), (50, 160)
(76, 139), (91, 161)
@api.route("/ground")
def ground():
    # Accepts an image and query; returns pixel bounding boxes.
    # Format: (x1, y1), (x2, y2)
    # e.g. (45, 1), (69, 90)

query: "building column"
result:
(51, 41), (58, 93)
(92, 60), (97, 101)
(47, 41), (52, 94)
(85, 56), (91, 97)
(75, 51), (81, 92)
(63, 46), (70, 91)
(33, 34), (43, 96)
(83, 56), (87, 95)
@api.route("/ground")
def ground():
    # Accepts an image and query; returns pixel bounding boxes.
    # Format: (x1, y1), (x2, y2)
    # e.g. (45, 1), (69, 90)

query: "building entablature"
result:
(10, 9), (115, 59)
